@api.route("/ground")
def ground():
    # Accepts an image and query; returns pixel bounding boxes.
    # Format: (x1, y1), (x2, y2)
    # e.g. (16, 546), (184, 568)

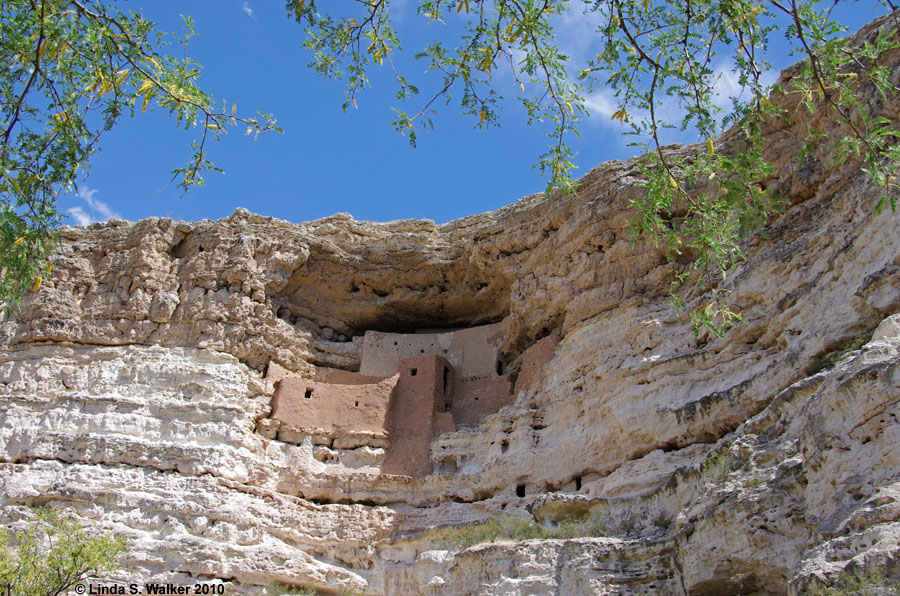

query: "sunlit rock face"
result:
(1, 14), (899, 596)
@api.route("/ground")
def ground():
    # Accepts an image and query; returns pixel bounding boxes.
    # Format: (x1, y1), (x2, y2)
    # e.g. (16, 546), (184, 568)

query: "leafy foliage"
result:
(701, 445), (738, 484)
(266, 583), (316, 596)
(289, 0), (900, 335)
(435, 512), (608, 550)
(807, 567), (900, 595)
(807, 330), (873, 375)
(3, 1), (899, 336)
(0, 508), (127, 596)
(0, 0), (279, 317)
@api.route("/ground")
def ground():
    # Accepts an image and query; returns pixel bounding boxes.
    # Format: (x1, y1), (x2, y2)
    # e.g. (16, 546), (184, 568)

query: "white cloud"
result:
(711, 62), (778, 113)
(553, 5), (607, 67)
(550, 5), (778, 140)
(583, 89), (620, 121)
(242, 1), (254, 18)
(65, 186), (120, 226)
(66, 206), (92, 226)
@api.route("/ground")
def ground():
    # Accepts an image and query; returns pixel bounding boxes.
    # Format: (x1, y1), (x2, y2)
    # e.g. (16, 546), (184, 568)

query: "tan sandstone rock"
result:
(0, 12), (898, 596)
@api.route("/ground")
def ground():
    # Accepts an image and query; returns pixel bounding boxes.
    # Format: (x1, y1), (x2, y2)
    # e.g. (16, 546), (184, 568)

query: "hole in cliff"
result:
(410, 368), (417, 376)
(575, 476), (582, 491)
(501, 440), (509, 454)
(169, 236), (191, 259)
(516, 484), (526, 498)
(354, 401), (359, 407)
(393, 341), (398, 346)
(443, 366), (450, 395)
(304, 388), (313, 399)
(277, 307), (297, 325)
(496, 360), (504, 375)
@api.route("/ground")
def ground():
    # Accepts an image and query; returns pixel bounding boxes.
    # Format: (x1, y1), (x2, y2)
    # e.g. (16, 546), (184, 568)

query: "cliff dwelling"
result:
(3, 11), (900, 595)
(260, 319), (559, 477)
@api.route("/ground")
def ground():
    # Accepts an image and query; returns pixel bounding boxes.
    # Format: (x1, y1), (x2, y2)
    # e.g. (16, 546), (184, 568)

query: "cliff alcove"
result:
(1, 13), (900, 596)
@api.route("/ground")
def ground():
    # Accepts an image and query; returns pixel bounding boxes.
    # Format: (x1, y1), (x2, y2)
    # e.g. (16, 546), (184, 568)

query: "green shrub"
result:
(441, 513), (607, 551)
(701, 448), (737, 484)
(267, 583), (316, 596)
(0, 508), (127, 596)
(808, 332), (873, 376)
(808, 567), (900, 595)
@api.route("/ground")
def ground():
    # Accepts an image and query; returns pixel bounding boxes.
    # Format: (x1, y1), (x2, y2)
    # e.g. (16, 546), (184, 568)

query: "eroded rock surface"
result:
(1, 14), (899, 596)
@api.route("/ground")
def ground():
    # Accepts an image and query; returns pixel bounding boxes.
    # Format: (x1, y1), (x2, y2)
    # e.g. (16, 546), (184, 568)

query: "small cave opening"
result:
(575, 476), (582, 491)
(443, 366), (450, 395)
(516, 484), (526, 498)
(501, 440), (509, 454)
(496, 360), (504, 375)
(342, 304), (511, 340)
(168, 236), (190, 259)
(304, 388), (313, 399)
(410, 368), (418, 377)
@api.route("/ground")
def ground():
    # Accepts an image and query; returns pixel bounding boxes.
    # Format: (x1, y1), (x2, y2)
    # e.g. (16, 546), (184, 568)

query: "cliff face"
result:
(1, 15), (899, 596)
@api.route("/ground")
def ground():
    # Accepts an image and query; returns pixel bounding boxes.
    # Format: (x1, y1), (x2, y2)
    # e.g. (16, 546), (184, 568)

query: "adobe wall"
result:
(265, 361), (294, 389)
(266, 320), (532, 476)
(313, 366), (385, 385)
(271, 375), (396, 436)
(513, 332), (561, 396)
(359, 319), (508, 379)
(265, 361), (384, 388)
(451, 375), (514, 428)
(382, 355), (454, 477)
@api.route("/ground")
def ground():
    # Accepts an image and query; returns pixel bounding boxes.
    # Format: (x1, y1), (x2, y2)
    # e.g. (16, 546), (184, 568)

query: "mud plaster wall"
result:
(314, 367), (385, 385)
(271, 375), (396, 436)
(269, 320), (532, 475)
(382, 355), (452, 477)
(452, 376), (514, 428)
(513, 332), (561, 396)
(359, 320), (508, 379)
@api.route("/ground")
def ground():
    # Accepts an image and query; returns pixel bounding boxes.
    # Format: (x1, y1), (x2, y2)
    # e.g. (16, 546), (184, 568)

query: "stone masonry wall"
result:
(382, 355), (453, 477)
(359, 321), (508, 378)
(271, 374), (396, 436)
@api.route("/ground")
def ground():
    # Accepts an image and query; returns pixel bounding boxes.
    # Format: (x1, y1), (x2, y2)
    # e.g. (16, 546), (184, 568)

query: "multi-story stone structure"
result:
(266, 320), (558, 476)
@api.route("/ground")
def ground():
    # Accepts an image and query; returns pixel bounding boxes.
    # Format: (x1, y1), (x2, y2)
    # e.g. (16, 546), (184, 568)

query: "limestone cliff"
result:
(1, 14), (899, 596)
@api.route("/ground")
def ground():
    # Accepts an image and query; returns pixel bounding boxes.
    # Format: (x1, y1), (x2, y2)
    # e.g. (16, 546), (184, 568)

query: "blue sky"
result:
(58, 1), (891, 227)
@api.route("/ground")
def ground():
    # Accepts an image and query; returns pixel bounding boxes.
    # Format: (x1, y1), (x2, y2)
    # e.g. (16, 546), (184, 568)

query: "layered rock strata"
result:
(1, 13), (899, 596)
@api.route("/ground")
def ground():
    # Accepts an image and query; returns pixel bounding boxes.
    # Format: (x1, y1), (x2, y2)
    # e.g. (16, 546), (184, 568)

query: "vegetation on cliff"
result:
(1, 1), (898, 334)
(0, 508), (126, 596)
(0, 0), (279, 315)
